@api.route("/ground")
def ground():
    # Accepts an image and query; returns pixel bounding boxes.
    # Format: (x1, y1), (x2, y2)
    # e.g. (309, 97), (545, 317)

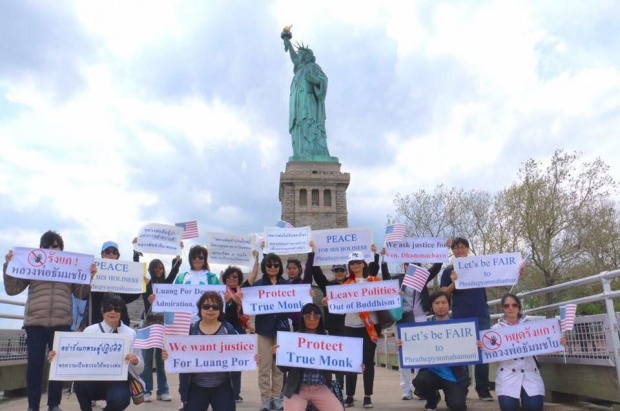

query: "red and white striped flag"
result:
(134, 324), (165, 349)
(275, 220), (294, 229)
(403, 264), (431, 292)
(164, 311), (192, 335)
(384, 224), (406, 243)
(560, 304), (577, 332)
(175, 221), (199, 239)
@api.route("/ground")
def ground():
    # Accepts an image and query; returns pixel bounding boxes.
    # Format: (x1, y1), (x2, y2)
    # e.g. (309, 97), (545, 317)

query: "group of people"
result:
(3, 231), (561, 411)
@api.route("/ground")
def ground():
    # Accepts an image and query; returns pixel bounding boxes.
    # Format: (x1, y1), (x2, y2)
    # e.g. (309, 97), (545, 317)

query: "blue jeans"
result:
(475, 315), (491, 391)
(75, 380), (130, 411)
(141, 348), (169, 395)
(185, 380), (234, 411)
(498, 389), (544, 411)
(25, 325), (71, 410)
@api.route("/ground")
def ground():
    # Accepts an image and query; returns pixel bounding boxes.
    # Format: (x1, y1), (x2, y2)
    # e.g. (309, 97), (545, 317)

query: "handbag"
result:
(128, 374), (145, 405)
(376, 309), (396, 328)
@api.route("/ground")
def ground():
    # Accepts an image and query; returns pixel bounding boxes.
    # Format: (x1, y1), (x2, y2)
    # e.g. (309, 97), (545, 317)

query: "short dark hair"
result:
(451, 237), (470, 250)
(196, 291), (225, 322)
(188, 245), (210, 271)
(286, 258), (303, 276)
(429, 290), (451, 309)
(261, 253), (284, 277)
(298, 303), (325, 334)
(40, 230), (64, 250)
(100, 293), (127, 326)
(221, 266), (244, 284)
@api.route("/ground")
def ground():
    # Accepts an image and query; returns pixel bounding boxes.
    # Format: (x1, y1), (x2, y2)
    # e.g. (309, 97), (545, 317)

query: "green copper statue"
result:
(281, 26), (338, 162)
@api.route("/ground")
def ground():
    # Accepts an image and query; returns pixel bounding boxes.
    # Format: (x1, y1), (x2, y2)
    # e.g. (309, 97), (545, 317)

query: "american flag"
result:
(175, 221), (199, 239)
(134, 324), (165, 349)
(402, 264), (431, 292)
(164, 311), (192, 335)
(275, 220), (294, 229)
(384, 223), (406, 243)
(560, 304), (577, 332)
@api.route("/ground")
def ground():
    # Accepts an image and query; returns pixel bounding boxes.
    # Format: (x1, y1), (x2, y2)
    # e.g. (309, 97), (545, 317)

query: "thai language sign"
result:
(264, 226), (311, 255)
(134, 223), (183, 255)
(164, 334), (257, 373)
(384, 237), (449, 264)
(91, 259), (146, 294)
(276, 331), (363, 373)
(398, 319), (481, 368)
(207, 232), (256, 266)
(49, 332), (131, 381)
(326, 279), (401, 314)
(312, 227), (374, 265)
(7, 247), (94, 285)
(242, 284), (312, 315)
(455, 252), (522, 289)
(152, 284), (227, 315)
(479, 318), (564, 363)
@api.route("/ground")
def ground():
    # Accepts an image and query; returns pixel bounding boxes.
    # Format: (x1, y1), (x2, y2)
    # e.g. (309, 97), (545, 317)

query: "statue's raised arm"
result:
(281, 25), (298, 64)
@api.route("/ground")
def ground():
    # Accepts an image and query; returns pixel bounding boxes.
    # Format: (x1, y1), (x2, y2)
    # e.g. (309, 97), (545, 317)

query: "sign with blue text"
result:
(264, 226), (311, 255)
(384, 237), (449, 264)
(242, 284), (312, 315)
(7, 247), (94, 285)
(326, 279), (400, 314)
(312, 227), (374, 265)
(455, 252), (522, 289)
(91, 259), (146, 294)
(207, 232), (256, 266)
(134, 223), (183, 255)
(152, 284), (226, 315)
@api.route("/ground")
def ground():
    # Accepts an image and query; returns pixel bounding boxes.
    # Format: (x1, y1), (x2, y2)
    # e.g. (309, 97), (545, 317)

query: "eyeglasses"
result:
(201, 303), (221, 311)
(453, 246), (469, 251)
(503, 303), (519, 309)
(333, 269), (346, 273)
(226, 275), (239, 280)
(191, 255), (205, 261)
(103, 306), (123, 313)
(303, 313), (321, 320)
(103, 248), (119, 256)
(266, 263), (280, 268)
(49, 243), (61, 249)
(349, 260), (364, 265)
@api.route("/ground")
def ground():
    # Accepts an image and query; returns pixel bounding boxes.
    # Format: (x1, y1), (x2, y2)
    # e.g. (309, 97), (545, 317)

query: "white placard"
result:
(6, 247), (94, 285)
(312, 227), (374, 265)
(276, 331), (363, 373)
(91, 259), (146, 294)
(207, 232), (256, 266)
(398, 319), (481, 368)
(49, 332), (131, 381)
(134, 223), (183, 255)
(326, 279), (400, 314)
(455, 252), (522, 289)
(164, 334), (257, 373)
(242, 284), (312, 315)
(264, 226), (311, 255)
(384, 237), (449, 264)
(152, 284), (227, 315)
(479, 318), (564, 363)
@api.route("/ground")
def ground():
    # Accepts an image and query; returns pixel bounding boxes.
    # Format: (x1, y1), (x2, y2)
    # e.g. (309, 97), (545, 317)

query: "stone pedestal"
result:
(279, 162), (350, 230)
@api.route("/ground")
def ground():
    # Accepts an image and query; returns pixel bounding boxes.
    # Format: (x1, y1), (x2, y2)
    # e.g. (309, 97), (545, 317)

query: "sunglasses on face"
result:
(201, 303), (221, 311)
(303, 313), (321, 320)
(226, 275), (238, 280)
(103, 248), (119, 256)
(49, 243), (61, 249)
(266, 263), (280, 268)
(349, 260), (364, 265)
(103, 306), (123, 313)
(191, 255), (205, 261)
(503, 303), (519, 309)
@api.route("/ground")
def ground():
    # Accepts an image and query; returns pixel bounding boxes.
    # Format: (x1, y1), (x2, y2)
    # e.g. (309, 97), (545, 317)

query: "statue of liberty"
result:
(281, 26), (338, 162)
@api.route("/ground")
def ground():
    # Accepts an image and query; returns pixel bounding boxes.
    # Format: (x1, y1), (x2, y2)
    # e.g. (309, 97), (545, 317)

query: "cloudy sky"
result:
(1, 1), (620, 318)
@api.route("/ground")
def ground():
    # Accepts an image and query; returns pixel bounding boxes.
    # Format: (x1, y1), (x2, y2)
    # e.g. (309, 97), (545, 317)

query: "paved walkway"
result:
(0, 367), (608, 411)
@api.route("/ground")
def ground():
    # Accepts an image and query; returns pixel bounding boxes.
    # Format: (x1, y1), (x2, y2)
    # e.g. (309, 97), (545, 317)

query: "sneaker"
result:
(344, 396), (354, 408)
(260, 399), (272, 411)
(362, 396), (373, 408)
(401, 392), (412, 400)
(477, 388), (494, 402)
(178, 404), (184, 410)
(235, 396), (243, 403)
(424, 408), (437, 411)
(93, 400), (106, 409)
(144, 393), (152, 402)
(271, 397), (284, 410)
(48, 407), (62, 411)
(157, 393), (172, 401)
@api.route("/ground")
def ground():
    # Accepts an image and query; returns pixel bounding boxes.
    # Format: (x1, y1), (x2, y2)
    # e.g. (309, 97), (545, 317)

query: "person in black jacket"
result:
(276, 303), (342, 410)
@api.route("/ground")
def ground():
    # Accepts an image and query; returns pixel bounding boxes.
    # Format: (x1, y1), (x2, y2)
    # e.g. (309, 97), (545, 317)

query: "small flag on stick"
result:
(164, 311), (192, 335)
(275, 220), (294, 229)
(175, 221), (199, 239)
(384, 224), (406, 243)
(402, 264), (431, 292)
(134, 324), (165, 349)
(560, 304), (577, 332)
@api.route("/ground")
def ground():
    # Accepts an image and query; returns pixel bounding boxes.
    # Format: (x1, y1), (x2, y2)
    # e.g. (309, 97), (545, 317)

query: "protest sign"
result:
(479, 318), (564, 363)
(264, 226), (311, 255)
(326, 279), (400, 314)
(152, 284), (226, 315)
(455, 252), (522, 289)
(242, 284), (312, 315)
(384, 237), (449, 264)
(49, 332), (131, 381)
(164, 334), (257, 373)
(276, 331), (363, 373)
(312, 227), (374, 265)
(398, 319), (481, 368)
(207, 232), (256, 266)
(134, 223), (183, 255)
(91, 259), (146, 294)
(7, 247), (94, 285)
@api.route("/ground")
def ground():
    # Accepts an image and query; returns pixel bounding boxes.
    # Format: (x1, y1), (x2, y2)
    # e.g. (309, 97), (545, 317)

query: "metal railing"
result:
(0, 297), (27, 367)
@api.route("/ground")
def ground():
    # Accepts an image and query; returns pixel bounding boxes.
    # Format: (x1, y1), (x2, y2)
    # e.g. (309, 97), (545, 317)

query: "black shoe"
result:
(477, 388), (494, 401)
(344, 396), (354, 408)
(362, 396), (373, 408)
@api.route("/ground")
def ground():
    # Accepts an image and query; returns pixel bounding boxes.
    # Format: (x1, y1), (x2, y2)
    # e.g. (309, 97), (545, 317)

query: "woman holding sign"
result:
(482, 293), (566, 411)
(275, 303), (343, 411)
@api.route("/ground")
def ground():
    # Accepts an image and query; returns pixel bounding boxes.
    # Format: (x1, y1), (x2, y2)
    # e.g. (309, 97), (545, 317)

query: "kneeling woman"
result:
(276, 303), (343, 411)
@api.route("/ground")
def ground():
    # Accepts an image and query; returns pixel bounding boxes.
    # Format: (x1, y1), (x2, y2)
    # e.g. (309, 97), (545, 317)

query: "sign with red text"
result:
(264, 226), (311, 255)
(164, 334), (257, 373)
(91, 259), (146, 294)
(152, 284), (226, 315)
(455, 252), (522, 289)
(242, 284), (312, 315)
(276, 331), (363, 373)
(7, 247), (94, 285)
(326, 279), (400, 314)
(479, 318), (564, 363)
(134, 223), (183, 255)
(384, 237), (449, 264)
(312, 227), (374, 265)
